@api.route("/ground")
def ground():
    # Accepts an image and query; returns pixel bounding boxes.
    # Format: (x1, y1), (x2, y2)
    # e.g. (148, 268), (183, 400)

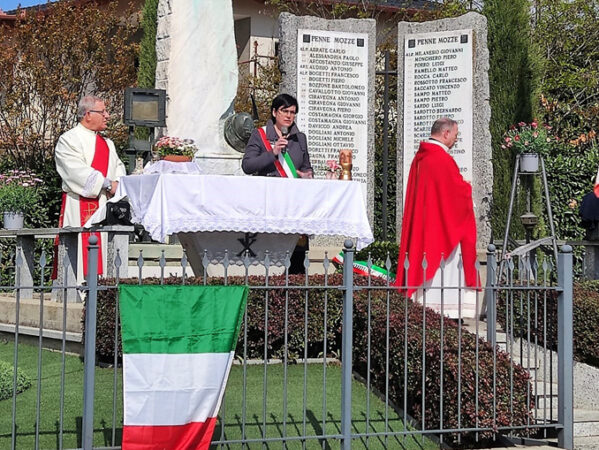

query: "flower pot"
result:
(519, 153), (539, 173)
(325, 171), (337, 180)
(162, 155), (192, 163)
(3, 211), (24, 229)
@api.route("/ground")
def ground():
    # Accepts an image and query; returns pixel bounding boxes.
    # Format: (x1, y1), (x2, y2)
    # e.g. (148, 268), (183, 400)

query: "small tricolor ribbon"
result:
(331, 251), (395, 283)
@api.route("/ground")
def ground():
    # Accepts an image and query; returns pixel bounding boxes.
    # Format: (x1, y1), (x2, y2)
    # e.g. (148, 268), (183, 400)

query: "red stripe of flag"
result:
(122, 418), (217, 450)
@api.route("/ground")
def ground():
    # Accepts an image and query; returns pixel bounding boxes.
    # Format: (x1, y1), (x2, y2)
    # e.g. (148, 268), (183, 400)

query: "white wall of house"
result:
(233, 0), (279, 75)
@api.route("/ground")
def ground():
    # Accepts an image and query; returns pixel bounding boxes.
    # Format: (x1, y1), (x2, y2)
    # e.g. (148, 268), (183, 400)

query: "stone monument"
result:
(155, 0), (244, 175)
(397, 12), (492, 248)
(278, 13), (376, 250)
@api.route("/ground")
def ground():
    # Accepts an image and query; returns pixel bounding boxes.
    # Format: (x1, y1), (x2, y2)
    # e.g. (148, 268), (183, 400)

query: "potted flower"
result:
(502, 121), (556, 173)
(0, 170), (44, 229)
(324, 159), (341, 180)
(153, 136), (197, 162)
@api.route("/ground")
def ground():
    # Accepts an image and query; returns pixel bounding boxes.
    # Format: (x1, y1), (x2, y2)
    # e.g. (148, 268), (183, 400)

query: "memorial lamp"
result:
(123, 88), (167, 173)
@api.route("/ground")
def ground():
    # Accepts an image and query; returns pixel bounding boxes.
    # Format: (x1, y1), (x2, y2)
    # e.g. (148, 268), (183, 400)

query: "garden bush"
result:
(352, 290), (532, 446)
(88, 274), (346, 361)
(85, 274), (533, 445)
(0, 359), (32, 401)
(496, 281), (599, 367)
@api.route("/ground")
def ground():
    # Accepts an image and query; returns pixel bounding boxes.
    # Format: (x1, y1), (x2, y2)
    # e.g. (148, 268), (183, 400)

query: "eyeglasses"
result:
(88, 109), (109, 116)
(277, 108), (297, 116)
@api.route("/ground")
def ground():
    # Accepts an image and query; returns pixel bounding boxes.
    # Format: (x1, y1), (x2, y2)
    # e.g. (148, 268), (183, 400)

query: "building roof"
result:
(294, 0), (437, 12)
(0, 7), (23, 25)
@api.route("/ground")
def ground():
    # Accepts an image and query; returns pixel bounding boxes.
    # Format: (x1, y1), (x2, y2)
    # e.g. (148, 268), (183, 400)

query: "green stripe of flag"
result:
(119, 285), (248, 355)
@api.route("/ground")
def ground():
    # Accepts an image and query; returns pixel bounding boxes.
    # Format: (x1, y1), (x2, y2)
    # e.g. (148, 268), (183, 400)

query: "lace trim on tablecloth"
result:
(142, 216), (374, 249)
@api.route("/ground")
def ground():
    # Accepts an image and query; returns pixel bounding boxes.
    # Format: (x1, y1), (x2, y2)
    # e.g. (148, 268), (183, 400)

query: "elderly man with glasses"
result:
(54, 95), (126, 282)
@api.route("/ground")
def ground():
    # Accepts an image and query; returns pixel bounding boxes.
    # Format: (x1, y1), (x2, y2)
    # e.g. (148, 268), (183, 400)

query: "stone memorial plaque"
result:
(296, 29), (369, 192)
(403, 29), (473, 195)
(397, 13), (492, 248)
(279, 13), (375, 251)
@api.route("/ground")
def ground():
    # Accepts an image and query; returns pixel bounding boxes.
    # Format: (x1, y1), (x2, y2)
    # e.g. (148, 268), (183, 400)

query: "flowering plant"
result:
(502, 121), (556, 156)
(0, 170), (44, 213)
(324, 160), (341, 174)
(153, 136), (197, 159)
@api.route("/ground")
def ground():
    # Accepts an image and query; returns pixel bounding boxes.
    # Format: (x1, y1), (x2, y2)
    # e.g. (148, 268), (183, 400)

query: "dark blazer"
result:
(242, 119), (312, 177)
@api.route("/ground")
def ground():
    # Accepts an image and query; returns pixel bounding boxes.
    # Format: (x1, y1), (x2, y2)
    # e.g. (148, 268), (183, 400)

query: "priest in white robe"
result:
(54, 95), (126, 282)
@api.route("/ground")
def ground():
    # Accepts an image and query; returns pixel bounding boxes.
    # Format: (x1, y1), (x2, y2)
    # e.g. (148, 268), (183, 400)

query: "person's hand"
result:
(109, 180), (119, 196)
(272, 137), (288, 156)
(296, 170), (313, 179)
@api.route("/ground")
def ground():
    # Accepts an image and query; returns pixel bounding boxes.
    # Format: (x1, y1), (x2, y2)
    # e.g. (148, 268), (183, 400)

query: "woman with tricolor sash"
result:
(242, 94), (313, 273)
(242, 93), (313, 179)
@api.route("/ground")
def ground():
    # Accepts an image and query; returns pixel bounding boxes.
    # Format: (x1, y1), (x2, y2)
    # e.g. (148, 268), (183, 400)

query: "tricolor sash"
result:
(257, 127), (299, 178)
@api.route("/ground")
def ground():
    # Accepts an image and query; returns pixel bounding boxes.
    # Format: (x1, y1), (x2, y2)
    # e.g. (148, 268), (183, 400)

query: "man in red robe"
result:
(395, 117), (479, 319)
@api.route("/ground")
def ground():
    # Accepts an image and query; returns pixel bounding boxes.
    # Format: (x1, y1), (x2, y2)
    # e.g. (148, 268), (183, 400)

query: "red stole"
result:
(395, 141), (478, 295)
(54, 134), (109, 278)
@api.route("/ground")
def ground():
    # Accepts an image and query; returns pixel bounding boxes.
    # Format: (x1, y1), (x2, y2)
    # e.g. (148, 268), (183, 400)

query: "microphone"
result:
(280, 126), (288, 153)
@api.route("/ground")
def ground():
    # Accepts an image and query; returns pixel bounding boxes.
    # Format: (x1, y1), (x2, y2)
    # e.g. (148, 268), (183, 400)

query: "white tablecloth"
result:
(99, 174), (373, 250)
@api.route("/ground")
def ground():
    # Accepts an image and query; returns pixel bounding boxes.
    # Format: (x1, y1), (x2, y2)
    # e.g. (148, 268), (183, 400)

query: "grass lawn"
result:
(0, 340), (438, 449)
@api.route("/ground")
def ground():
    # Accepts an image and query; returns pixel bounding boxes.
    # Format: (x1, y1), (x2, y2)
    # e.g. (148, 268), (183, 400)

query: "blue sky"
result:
(1, 0), (56, 12)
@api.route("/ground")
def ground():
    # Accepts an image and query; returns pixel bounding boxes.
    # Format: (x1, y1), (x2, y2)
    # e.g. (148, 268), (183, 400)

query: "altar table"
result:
(89, 174), (373, 273)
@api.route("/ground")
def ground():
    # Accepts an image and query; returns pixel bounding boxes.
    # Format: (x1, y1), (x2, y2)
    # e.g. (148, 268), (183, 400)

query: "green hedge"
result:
(352, 290), (532, 446)
(138, 0), (158, 89)
(0, 359), (32, 401)
(496, 281), (599, 367)
(84, 275), (533, 445)
(483, 0), (538, 239)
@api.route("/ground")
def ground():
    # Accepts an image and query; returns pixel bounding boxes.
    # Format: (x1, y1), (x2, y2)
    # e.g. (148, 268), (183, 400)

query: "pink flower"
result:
(504, 137), (512, 143)
(531, 121), (538, 129)
(326, 160), (340, 172)
(518, 122), (526, 127)
(514, 135), (520, 141)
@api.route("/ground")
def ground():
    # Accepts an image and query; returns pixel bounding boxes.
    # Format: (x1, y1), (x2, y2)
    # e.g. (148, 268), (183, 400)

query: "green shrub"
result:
(496, 281), (599, 367)
(88, 274), (345, 361)
(85, 275), (533, 445)
(483, 0), (538, 239)
(0, 359), (32, 401)
(352, 290), (532, 446)
(544, 146), (599, 276)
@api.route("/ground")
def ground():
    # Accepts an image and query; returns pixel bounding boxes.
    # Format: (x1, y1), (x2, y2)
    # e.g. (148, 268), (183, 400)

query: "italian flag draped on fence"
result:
(119, 284), (248, 449)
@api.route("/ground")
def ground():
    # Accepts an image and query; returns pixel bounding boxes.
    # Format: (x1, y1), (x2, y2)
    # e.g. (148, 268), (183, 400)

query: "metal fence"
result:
(0, 232), (574, 449)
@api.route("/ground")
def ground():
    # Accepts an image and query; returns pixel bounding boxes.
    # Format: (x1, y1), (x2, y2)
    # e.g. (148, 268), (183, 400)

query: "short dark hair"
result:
(430, 117), (457, 136)
(271, 94), (299, 120)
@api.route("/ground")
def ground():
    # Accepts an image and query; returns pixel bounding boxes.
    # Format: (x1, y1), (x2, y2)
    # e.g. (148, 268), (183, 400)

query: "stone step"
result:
(0, 295), (83, 333)
(575, 435), (599, 449)
(531, 381), (559, 398)
(533, 409), (599, 438)
(534, 396), (558, 412)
